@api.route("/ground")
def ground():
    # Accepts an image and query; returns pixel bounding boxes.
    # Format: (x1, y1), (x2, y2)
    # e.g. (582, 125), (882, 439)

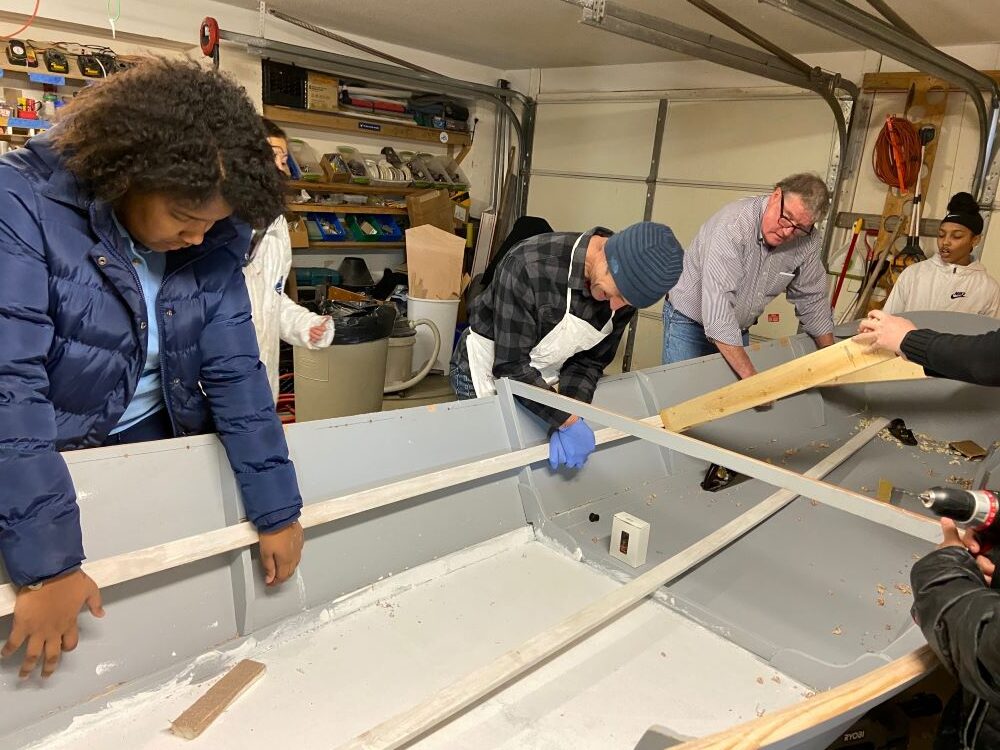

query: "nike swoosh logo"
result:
(951, 292), (967, 299)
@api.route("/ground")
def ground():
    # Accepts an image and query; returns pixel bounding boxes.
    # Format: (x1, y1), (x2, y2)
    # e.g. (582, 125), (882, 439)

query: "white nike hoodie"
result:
(883, 253), (1000, 317)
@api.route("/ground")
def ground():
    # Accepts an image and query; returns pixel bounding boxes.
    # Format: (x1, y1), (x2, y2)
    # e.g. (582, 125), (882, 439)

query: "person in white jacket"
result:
(245, 120), (334, 400)
(883, 192), (1000, 317)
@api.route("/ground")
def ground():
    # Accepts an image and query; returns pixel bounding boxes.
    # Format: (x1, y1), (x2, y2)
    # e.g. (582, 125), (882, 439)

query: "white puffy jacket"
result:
(244, 216), (334, 400)
(883, 253), (1000, 318)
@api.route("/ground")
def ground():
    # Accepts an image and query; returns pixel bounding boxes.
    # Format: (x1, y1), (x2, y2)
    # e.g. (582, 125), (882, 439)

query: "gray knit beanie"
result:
(604, 222), (684, 308)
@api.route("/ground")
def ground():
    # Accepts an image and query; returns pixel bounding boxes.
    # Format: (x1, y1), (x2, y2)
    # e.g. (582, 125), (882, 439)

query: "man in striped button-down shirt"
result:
(662, 173), (835, 379)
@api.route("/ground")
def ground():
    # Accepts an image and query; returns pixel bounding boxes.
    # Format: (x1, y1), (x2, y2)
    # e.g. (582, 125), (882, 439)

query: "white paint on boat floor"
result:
(34, 529), (809, 750)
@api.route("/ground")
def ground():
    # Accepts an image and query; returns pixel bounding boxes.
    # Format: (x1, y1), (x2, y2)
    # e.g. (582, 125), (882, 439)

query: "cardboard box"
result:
(405, 224), (465, 300)
(610, 512), (650, 568)
(306, 71), (339, 113)
(406, 189), (454, 233)
(287, 217), (310, 249)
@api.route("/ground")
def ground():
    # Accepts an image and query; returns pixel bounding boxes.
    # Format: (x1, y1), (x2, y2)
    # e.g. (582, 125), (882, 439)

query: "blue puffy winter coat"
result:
(0, 131), (302, 586)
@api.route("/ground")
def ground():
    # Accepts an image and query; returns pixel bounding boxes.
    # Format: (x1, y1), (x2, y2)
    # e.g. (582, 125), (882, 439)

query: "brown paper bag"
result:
(405, 225), (466, 300)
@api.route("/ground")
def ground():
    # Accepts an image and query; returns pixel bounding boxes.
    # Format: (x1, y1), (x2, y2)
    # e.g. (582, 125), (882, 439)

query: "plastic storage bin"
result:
(287, 139), (324, 181)
(370, 215), (404, 242)
(306, 213), (347, 241)
(345, 214), (382, 242)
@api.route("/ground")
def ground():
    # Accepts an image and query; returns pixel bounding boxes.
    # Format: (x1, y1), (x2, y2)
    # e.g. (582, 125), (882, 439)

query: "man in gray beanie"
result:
(450, 221), (683, 471)
(663, 173), (835, 378)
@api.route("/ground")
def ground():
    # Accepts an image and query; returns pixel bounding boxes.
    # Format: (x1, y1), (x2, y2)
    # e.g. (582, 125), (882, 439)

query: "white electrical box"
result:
(610, 512), (650, 568)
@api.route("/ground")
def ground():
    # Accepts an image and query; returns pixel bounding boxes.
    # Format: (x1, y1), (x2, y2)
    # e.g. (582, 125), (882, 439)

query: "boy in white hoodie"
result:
(883, 192), (1000, 317)
(245, 120), (334, 400)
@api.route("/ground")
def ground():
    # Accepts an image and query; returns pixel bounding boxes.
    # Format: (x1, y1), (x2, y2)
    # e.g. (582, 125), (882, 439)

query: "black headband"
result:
(942, 212), (984, 235)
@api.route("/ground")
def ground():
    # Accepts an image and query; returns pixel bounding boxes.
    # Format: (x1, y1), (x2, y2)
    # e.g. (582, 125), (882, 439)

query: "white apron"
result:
(465, 233), (615, 398)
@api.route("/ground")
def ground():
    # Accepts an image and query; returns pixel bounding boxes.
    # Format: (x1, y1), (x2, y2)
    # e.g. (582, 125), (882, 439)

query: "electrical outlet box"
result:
(610, 512), (650, 568)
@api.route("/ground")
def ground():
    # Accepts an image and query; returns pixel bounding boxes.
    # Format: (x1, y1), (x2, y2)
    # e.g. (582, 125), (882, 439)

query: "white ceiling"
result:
(219, 1), (1000, 70)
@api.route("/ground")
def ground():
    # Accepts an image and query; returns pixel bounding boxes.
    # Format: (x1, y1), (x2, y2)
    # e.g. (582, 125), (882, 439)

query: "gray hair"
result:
(776, 173), (830, 218)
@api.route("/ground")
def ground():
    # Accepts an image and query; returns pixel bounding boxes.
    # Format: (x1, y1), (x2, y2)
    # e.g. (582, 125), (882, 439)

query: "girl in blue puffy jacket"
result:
(0, 59), (305, 679)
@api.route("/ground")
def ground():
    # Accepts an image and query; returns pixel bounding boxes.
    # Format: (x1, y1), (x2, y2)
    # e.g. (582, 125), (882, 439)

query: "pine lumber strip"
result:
(0, 417), (660, 618)
(660, 338), (897, 432)
(170, 659), (266, 740)
(335, 420), (888, 750)
(666, 647), (937, 750)
(819, 356), (926, 387)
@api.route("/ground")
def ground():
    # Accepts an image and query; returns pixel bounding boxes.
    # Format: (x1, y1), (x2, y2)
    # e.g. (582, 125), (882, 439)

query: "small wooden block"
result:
(170, 659), (266, 740)
(950, 440), (987, 460)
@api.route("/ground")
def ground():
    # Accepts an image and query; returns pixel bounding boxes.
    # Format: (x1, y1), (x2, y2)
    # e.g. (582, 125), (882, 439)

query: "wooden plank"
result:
(170, 659), (266, 740)
(287, 180), (423, 196)
(263, 105), (471, 147)
(668, 647), (937, 750)
(336, 420), (889, 750)
(859, 78), (949, 316)
(819, 356), (926, 387)
(659, 338), (896, 432)
(863, 70), (1000, 91)
(286, 204), (407, 215)
(508, 381), (938, 542)
(0, 416), (666, 617)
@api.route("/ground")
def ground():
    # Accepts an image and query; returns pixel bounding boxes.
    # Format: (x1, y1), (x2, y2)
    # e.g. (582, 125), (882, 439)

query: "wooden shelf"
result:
(263, 104), (471, 147)
(286, 204), (407, 215)
(299, 241), (405, 250)
(288, 179), (425, 196)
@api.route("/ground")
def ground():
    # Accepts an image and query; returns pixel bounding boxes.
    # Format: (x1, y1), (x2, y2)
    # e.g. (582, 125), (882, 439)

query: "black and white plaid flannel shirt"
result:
(456, 228), (636, 428)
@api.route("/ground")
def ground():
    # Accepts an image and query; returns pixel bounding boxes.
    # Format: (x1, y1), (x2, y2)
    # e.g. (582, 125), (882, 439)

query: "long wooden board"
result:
(660, 338), (897, 432)
(336, 420), (890, 750)
(0, 416), (662, 617)
(510, 381), (938, 542)
(820, 356), (926, 387)
(666, 646), (937, 750)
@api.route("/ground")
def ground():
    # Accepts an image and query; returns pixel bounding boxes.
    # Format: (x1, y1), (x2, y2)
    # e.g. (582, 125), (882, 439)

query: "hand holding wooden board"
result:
(660, 338), (902, 432)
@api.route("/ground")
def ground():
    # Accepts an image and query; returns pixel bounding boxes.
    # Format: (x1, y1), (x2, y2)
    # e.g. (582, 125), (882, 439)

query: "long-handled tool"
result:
(894, 125), (936, 272)
(831, 218), (864, 310)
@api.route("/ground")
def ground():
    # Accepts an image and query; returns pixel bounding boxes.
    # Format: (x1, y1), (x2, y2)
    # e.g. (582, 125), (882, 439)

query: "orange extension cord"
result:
(872, 115), (921, 191)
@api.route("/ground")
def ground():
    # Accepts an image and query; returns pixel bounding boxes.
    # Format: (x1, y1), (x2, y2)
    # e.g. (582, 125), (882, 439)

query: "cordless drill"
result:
(920, 486), (1000, 550)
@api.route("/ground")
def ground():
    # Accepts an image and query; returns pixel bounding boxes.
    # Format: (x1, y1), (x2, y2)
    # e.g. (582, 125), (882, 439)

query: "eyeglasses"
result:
(777, 189), (814, 237)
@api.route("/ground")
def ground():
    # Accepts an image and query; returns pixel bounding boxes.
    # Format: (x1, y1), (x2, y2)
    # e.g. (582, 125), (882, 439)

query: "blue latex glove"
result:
(548, 418), (596, 470)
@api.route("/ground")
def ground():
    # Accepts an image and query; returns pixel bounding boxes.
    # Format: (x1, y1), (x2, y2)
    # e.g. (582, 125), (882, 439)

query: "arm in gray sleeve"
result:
(785, 246), (834, 338)
(700, 231), (748, 346)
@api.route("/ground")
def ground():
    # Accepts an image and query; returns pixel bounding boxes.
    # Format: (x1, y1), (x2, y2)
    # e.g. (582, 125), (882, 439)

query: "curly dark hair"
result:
(52, 58), (284, 229)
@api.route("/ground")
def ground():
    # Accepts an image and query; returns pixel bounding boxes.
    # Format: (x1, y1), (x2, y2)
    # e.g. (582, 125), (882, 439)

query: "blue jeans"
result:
(662, 301), (748, 365)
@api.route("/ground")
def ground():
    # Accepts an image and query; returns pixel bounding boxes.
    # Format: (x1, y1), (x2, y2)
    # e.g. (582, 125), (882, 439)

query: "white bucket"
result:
(407, 296), (459, 374)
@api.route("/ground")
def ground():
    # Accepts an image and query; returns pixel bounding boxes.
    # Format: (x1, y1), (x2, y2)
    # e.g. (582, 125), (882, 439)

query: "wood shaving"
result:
(895, 583), (912, 595)
(771, 675), (781, 684)
(756, 677), (764, 685)
(832, 625), (843, 635)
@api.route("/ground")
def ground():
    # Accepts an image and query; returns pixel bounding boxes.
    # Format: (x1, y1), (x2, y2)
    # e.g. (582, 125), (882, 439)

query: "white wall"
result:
(511, 43), (1000, 370)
